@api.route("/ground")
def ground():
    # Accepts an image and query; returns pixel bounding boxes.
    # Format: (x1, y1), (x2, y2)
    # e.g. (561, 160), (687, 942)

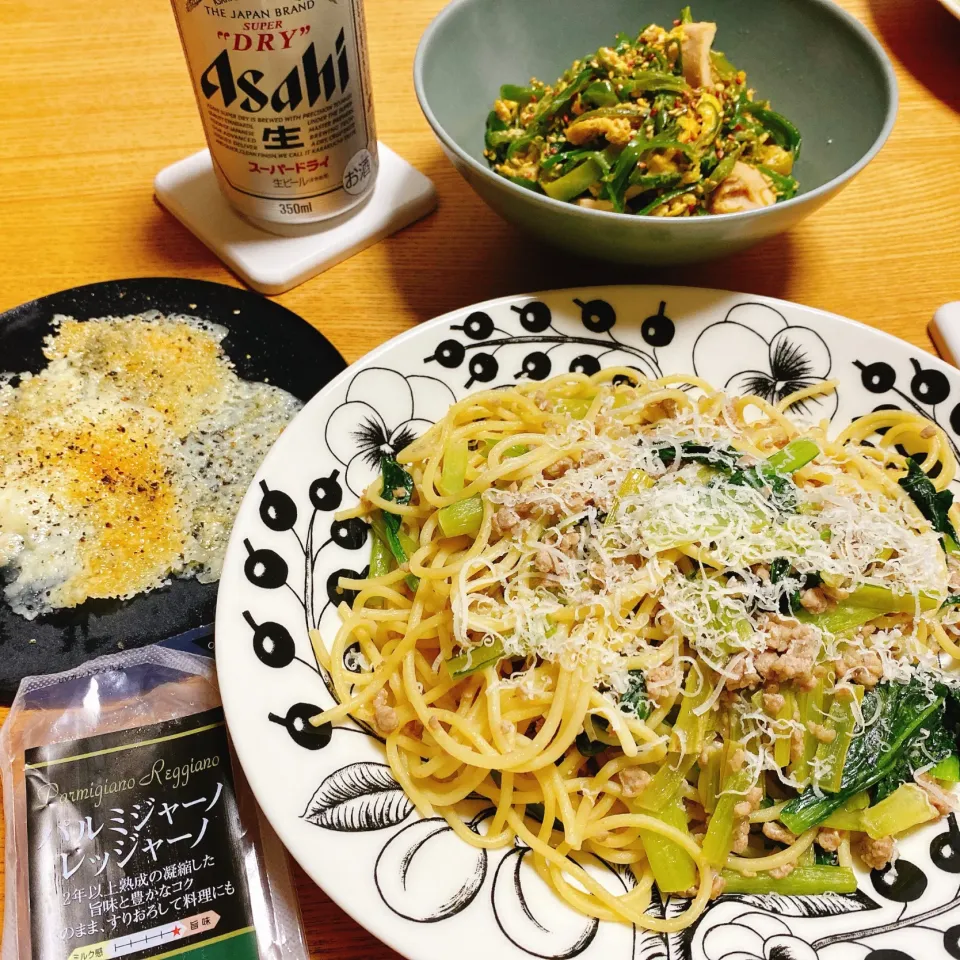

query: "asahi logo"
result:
(200, 29), (349, 113)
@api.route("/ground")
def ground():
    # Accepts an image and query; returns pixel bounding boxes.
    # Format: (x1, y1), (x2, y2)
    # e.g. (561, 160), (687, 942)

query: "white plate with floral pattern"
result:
(215, 286), (960, 960)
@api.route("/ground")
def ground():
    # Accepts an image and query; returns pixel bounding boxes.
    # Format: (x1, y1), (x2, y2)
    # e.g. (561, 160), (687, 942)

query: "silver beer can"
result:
(169, 0), (378, 229)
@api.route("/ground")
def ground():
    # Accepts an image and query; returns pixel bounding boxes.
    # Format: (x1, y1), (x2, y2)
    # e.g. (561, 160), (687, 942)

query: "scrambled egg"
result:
(0, 312), (301, 619)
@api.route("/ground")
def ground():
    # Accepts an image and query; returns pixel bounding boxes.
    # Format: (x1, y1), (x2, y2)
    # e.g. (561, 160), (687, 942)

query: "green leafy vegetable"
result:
(575, 728), (609, 756)
(874, 702), (957, 801)
(379, 456), (419, 591)
(728, 439), (819, 508)
(781, 676), (950, 834)
(653, 441), (742, 471)
(815, 847), (840, 867)
(899, 457), (959, 552)
(769, 558), (792, 584)
(618, 670), (650, 720)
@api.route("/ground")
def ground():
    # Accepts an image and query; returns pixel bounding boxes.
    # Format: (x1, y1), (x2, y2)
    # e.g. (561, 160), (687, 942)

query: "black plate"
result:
(0, 278), (346, 701)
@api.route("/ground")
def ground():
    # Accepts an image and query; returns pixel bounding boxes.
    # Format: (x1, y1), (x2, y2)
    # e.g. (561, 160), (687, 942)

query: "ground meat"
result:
(732, 786), (763, 820)
(822, 581), (851, 602)
(790, 727), (804, 763)
(373, 688), (399, 734)
(754, 617), (821, 689)
(768, 862), (796, 880)
(762, 821), (797, 845)
(921, 425), (937, 439)
(728, 747), (746, 775)
(534, 548), (556, 574)
(916, 772), (956, 816)
(645, 663), (680, 703)
(618, 767), (653, 798)
(757, 613), (808, 652)
(491, 506), (520, 538)
(543, 457), (574, 479)
(854, 834), (895, 871)
(799, 587), (830, 614)
(731, 817), (751, 854)
(818, 827), (843, 852)
(580, 449), (604, 466)
(699, 741), (720, 767)
(564, 491), (591, 513)
(806, 720), (837, 744)
(724, 654), (761, 691)
(558, 530), (580, 555)
(762, 691), (786, 715)
(834, 648), (884, 688)
(679, 870), (728, 901)
(532, 391), (550, 411)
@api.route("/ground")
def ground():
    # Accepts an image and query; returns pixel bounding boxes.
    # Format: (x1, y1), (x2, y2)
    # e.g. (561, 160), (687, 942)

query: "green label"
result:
(26, 708), (257, 960)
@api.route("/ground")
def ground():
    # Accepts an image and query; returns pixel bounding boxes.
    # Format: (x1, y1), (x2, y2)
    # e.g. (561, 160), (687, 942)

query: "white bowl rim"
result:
(413, 0), (899, 226)
(215, 283), (960, 960)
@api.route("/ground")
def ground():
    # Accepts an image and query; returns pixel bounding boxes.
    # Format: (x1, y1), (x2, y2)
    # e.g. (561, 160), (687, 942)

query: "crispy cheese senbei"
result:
(0, 312), (300, 619)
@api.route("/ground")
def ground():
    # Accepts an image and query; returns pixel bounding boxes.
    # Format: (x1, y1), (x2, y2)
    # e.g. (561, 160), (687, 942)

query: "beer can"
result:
(169, 0), (378, 230)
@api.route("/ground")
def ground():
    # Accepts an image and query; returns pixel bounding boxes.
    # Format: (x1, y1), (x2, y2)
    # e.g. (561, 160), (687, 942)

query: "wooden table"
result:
(1, 0), (958, 956)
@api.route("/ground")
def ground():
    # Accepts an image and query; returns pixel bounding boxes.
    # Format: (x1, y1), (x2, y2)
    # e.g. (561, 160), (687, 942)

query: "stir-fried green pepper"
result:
(742, 102), (803, 158)
(484, 10), (800, 217)
(542, 157), (603, 202)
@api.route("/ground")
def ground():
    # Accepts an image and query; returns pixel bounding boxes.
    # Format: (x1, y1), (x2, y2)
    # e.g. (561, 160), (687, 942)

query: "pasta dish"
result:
(311, 370), (960, 932)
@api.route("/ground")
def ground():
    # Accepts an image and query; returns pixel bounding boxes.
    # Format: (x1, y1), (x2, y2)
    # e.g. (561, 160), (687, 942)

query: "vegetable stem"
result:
(637, 793), (698, 893)
(721, 866), (857, 895)
(438, 495), (484, 538)
(445, 637), (506, 679)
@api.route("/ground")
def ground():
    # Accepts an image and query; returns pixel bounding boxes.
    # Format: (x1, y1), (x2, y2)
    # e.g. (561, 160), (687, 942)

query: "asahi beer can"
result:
(169, 0), (378, 230)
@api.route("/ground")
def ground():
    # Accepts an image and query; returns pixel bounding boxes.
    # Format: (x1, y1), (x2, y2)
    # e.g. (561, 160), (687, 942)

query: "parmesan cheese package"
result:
(0, 646), (308, 960)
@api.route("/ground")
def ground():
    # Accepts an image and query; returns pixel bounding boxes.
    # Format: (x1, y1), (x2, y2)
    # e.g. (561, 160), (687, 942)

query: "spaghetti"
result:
(311, 370), (960, 930)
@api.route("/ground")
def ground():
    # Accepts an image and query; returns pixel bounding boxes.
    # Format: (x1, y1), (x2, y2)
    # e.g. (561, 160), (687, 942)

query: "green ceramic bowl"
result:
(414, 0), (897, 264)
